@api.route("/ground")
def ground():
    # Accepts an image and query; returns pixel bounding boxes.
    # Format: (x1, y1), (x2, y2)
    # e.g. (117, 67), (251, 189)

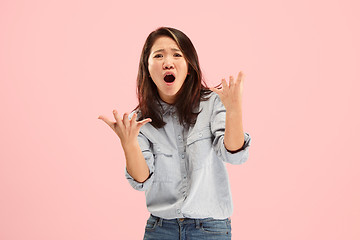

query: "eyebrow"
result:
(152, 48), (181, 54)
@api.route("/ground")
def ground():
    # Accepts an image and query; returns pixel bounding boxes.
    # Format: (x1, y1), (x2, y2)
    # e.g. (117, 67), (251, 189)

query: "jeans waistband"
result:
(150, 214), (231, 228)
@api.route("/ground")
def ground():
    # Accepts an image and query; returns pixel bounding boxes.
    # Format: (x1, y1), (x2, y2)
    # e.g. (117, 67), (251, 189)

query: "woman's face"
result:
(148, 36), (188, 104)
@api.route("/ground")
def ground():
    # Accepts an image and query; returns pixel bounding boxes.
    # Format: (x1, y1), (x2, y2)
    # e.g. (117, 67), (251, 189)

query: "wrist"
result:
(121, 140), (139, 152)
(226, 107), (242, 117)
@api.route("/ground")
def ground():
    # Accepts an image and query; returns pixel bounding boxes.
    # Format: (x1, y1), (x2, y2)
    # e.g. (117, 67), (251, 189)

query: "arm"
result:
(124, 131), (155, 191)
(211, 71), (246, 151)
(98, 110), (153, 184)
(224, 107), (245, 151)
(210, 91), (251, 164)
(123, 141), (150, 183)
(211, 71), (252, 159)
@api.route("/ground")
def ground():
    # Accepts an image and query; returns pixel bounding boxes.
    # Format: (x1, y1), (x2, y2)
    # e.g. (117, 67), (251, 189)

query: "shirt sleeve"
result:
(210, 93), (252, 165)
(124, 131), (155, 191)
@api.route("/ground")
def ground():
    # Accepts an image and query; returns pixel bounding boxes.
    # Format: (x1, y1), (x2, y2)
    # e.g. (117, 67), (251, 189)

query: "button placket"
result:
(171, 113), (189, 209)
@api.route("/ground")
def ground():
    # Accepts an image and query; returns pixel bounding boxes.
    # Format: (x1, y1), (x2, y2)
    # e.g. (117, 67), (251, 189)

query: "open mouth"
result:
(164, 74), (175, 83)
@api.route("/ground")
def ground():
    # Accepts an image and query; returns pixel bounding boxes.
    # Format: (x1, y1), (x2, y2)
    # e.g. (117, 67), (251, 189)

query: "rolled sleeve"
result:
(210, 93), (252, 165)
(124, 132), (155, 191)
(219, 132), (252, 164)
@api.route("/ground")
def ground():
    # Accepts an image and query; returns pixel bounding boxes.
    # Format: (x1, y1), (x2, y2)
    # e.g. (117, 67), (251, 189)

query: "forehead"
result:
(150, 36), (179, 52)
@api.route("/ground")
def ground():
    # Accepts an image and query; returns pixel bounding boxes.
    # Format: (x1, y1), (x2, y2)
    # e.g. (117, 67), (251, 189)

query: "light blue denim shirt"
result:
(125, 91), (252, 220)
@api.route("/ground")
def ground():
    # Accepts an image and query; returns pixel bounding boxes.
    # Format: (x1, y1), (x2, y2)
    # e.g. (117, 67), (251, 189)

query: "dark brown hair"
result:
(135, 27), (212, 128)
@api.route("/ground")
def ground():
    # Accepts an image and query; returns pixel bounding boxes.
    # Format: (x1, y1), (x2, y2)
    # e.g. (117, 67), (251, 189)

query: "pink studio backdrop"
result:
(1, 0), (359, 239)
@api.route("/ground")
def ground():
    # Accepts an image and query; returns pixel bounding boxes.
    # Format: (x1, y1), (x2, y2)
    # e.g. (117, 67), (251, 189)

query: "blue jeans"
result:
(143, 214), (232, 240)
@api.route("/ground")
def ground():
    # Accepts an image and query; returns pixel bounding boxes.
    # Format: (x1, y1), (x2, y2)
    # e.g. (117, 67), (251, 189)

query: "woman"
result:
(98, 26), (252, 239)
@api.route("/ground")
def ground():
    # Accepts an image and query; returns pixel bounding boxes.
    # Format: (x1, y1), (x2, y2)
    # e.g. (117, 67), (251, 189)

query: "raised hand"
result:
(210, 71), (244, 113)
(98, 110), (152, 147)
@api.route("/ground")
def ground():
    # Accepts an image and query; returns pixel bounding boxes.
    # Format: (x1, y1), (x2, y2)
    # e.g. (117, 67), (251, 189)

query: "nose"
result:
(163, 57), (174, 69)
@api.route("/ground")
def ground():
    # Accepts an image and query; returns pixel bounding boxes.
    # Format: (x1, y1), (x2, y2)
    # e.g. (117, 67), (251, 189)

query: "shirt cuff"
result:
(220, 132), (252, 164)
(125, 167), (154, 191)
(225, 132), (251, 153)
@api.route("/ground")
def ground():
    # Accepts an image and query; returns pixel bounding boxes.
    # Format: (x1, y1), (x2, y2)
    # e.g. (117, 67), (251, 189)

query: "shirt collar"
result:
(157, 99), (176, 116)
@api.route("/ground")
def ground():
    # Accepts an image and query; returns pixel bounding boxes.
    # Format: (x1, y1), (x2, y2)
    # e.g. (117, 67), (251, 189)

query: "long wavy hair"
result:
(135, 27), (213, 128)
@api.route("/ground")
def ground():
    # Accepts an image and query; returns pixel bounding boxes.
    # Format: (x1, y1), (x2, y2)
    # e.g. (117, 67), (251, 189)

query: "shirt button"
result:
(177, 209), (181, 214)
(181, 154), (185, 159)
(178, 135), (182, 139)
(157, 147), (161, 151)
(199, 133), (203, 137)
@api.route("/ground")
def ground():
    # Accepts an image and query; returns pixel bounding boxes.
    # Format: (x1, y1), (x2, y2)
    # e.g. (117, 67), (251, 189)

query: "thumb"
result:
(210, 87), (221, 95)
(98, 115), (114, 129)
(138, 118), (152, 127)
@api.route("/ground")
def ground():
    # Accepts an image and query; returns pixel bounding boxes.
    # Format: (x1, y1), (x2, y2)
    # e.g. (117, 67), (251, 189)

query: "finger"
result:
(123, 112), (130, 128)
(138, 118), (152, 127)
(98, 115), (115, 129)
(229, 75), (235, 87)
(236, 71), (243, 84)
(130, 112), (137, 126)
(113, 110), (122, 123)
(221, 78), (228, 90)
(210, 87), (221, 95)
(111, 111), (125, 132)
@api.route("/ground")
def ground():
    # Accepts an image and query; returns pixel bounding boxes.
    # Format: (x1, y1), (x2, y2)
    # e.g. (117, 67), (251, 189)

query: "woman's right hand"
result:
(98, 110), (152, 147)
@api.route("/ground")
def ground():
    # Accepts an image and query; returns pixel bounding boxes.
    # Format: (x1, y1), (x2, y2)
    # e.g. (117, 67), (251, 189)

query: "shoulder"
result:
(200, 91), (222, 109)
(190, 91), (220, 125)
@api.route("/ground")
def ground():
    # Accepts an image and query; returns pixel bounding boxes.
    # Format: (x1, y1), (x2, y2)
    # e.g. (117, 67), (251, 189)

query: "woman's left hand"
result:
(210, 71), (244, 112)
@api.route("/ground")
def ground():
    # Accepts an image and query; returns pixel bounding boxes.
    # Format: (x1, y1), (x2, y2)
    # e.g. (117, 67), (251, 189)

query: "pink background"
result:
(1, 0), (359, 239)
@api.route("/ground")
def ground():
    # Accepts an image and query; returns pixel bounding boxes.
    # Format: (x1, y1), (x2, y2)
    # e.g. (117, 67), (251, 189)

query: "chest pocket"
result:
(152, 143), (177, 183)
(186, 126), (214, 171)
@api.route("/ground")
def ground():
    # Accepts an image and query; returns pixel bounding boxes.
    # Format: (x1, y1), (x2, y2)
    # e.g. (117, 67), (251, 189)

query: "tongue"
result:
(164, 75), (175, 83)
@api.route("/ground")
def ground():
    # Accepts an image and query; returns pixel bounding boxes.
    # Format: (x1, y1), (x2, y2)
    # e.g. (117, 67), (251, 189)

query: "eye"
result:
(154, 54), (162, 58)
(174, 53), (182, 57)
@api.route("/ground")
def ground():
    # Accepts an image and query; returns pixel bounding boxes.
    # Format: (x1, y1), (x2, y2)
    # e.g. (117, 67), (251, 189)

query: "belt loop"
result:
(157, 217), (163, 227)
(195, 219), (200, 229)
